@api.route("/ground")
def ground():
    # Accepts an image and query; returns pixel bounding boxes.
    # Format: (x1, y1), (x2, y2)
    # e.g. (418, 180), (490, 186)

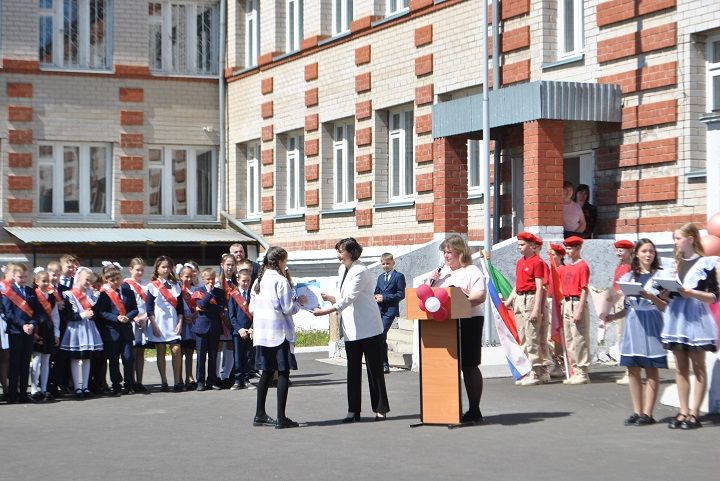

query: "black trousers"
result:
(195, 332), (219, 384)
(345, 333), (390, 415)
(380, 314), (395, 365)
(105, 337), (135, 389)
(8, 333), (33, 401)
(232, 334), (253, 383)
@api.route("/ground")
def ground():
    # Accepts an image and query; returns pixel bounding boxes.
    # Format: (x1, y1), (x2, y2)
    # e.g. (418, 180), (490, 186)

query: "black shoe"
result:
(635, 414), (656, 426)
(375, 413), (387, 421)
(253, 414), (276, 427)
(680, 415), (702, 430)
(173, 383), (184, 392)
(110, 387), (122, 396)
(82, 389), (92, 398)
(134, 383), (148, 393)
(383, 363), (390, 374)
(19, 395), (34, 404)
(75, 389), (84, 399)
(160, 383), (170, 392)
(624, 413), (640, 426)
(230, 382), (245, 390)
(461, 410), (483, 424)
(196, 382), (206, 391)
(668, 413), (686, 429)
(211, 383), (223, 390)
(123, 386), (135, 395)
(187, 381), (197, 390)
(342, 413), (361, 423)
(275, 417), (299, 429)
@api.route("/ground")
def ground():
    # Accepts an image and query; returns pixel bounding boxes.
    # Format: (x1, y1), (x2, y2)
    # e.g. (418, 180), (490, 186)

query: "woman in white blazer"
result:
(314, 238), (390, 422)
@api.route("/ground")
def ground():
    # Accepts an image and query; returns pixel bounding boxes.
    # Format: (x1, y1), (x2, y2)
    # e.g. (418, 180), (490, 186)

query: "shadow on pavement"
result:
(482, 411), (572, 426)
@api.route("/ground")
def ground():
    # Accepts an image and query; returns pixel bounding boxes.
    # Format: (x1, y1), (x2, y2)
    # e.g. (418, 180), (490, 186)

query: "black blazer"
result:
(93, 285), (138, 343)
(191, 285), (224, 336)
(228, 291), (253, 332)
(374, 270), (406, 318)
(1, 284), (39, 335)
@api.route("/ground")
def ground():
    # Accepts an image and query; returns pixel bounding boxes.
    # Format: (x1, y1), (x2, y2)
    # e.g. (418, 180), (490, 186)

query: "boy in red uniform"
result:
(560, 236), (591, 385)
(505, 232), (548, 385)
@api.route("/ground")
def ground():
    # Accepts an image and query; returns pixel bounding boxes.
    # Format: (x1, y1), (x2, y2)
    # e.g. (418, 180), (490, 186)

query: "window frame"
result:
(245, 141), (262, 217)
(467, 139), (486, 195)
(147, 145), (217, 219)
(285, 133), (305, 214)
(706, 35), (720, 113)
(148, 1), (220, 76)
(244, 0), (259, 68)
(286, 0), (303, 53)
(388, 107), (415, 201)
(38, 0), (112, 70)
(557, 0), (583, 59)
(36, 142), (112, 218)
(333, 121), (356, 208)
(332, 0), (352, 36)
(386, 0), (409, 16)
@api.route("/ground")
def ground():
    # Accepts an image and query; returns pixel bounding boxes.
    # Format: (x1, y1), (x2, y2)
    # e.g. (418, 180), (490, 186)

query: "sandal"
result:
(668, 413), (686, 429)
(680, 414), (702, 430)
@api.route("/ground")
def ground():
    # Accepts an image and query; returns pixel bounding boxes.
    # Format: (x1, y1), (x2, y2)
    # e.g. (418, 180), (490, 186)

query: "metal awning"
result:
(3, 227), (254, 244)
(432, 80), (623, 138)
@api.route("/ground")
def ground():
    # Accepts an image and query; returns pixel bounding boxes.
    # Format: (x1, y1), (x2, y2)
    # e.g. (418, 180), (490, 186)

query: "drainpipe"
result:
(482, 0), (492, 332)
(217, 0), (227, 219)
(492, 0), (501, 245)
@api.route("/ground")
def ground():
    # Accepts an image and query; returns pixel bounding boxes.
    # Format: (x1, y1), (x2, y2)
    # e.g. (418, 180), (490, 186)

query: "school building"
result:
(1, 0), (720, 270)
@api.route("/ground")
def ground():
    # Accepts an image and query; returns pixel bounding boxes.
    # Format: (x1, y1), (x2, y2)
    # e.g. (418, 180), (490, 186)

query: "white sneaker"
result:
(615, 373), (629, 385)
(519, 373), (540, 386)
(565, 374), (590, 385)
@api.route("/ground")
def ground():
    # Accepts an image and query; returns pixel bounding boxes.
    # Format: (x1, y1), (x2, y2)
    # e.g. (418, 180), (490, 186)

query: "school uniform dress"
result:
(180, 285), (198, 349)
(60, 288), (103, 358)
(33, 290), (60, 355)
(1, 283), (40, 402)
(228, 288), (253, 385)
(191, 285), (225, 385)
(145, 280), (184, 344)
(94, 285), (138, 390)
(661, 256), (719, 352)
(618, 272), (667, 368)
(124, 279), (149, 348)
(250, 270), (300, 372)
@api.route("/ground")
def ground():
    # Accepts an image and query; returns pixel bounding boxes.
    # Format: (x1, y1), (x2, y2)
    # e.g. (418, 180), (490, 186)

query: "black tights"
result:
(255, 370), (290, 420)
(462, 365), (483, 415)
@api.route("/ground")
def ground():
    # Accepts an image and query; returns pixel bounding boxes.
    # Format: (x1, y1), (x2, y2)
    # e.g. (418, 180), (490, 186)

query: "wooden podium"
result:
(406, 286), (472, 426)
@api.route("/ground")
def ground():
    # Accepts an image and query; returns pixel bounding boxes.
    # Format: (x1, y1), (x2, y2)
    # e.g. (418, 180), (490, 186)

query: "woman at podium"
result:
(427, 235), (487, 424)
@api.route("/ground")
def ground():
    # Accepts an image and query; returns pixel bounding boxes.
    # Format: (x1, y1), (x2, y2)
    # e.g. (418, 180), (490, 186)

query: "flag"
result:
(480, 258), (532, 380)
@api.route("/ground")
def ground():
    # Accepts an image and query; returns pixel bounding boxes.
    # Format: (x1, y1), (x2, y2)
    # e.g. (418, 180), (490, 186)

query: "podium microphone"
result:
(429, 263), (444, 287)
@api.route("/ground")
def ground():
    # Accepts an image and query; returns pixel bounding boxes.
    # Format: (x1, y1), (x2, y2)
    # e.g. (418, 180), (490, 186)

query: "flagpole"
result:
(481, 0), (493, 341)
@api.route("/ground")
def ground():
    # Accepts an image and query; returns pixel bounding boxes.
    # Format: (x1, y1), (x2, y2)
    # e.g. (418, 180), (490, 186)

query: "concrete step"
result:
(387, 339), (412, 355)
(388, 350), (412, 369)
(397, 318), (414, 331)
(386, 327), (413, 345)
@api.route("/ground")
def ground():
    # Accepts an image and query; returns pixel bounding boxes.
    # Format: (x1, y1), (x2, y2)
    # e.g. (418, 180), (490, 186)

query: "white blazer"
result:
(333, 261), (383, 342)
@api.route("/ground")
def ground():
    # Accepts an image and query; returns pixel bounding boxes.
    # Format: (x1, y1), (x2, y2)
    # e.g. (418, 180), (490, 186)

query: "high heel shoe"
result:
(342, 413), (361, 423)
(374, 413), (387, 421)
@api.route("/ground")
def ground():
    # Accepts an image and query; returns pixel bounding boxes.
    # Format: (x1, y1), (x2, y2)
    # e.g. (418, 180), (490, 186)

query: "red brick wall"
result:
(433, 136), (468, 234)
(523, 120), (564, 228)
(596, 0), (676, 28)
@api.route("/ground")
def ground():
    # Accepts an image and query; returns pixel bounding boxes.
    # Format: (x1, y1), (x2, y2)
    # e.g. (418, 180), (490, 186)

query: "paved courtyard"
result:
(2, 352), (718, 481)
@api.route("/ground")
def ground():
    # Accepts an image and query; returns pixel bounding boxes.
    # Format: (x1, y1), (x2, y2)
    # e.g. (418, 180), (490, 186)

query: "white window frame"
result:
(38, 0), (112, 70)
(147, 146), (217, 219)
(246, 141), (261, 217)
(286, 134), (305, 213)
(333, 121), (356, 207)
(558, 0), (583, 58)
(148, 1), (220, 76)
(286, 0), (303, 53)
(37, 142), (112, 218)
(332, 0), (352, 36)
(467, 139), (488, 195)
(386, 0), (409, 16)
(244, 0), (259, 68)
(388, 108), (415, 201)
(706, 35), (720, 113)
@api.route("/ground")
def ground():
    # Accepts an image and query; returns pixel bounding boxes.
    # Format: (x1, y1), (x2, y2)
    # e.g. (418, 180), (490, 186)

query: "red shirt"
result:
(560, 259), (590, 296)
(612, 264), (631, 292)
(515, 254), (545, 293)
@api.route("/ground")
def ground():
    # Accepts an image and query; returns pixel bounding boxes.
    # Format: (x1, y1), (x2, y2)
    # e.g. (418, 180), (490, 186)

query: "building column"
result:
(433, 135), (468, 235)
(522, 120), (564, 235)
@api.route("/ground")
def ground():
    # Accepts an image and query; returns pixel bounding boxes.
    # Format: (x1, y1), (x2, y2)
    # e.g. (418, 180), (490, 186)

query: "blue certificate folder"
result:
(295, 281), (321, 310)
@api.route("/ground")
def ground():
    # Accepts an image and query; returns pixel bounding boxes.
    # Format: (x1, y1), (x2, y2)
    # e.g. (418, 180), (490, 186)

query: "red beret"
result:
(549, 243), (566, 256)
(534, 235), (543, 245)
(517, 231), (535, 243)
(614, 239), (634, 249)
(563, 236), (584, 247)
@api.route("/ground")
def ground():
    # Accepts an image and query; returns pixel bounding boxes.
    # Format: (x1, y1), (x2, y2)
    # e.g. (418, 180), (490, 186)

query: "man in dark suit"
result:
(1, 264), (39, 403)
(374, 253), (406, 374)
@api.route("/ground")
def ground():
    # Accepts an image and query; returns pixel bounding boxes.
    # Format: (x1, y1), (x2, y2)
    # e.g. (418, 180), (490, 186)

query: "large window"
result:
(38, 0), (110, 69)
(286, 0), (302, 53)
(389, 108), (414, 200)
(558, 0), (583, 58)
(37, 143), (111, 217)
(286, 134), (305, 212)
(386, 0), (409, 16)
(148, 146), (216, 218)
(148, 1), (219, 75)
(707, 36), (720, 113)
(244, 0), (259, 68)
(333, 121), (355, 207)
(246, 142), (261, 217)
(332, 0), (352, 36)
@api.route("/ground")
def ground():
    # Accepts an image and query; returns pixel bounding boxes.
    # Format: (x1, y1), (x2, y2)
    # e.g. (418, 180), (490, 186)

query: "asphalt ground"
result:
(2, 353), (718, 481)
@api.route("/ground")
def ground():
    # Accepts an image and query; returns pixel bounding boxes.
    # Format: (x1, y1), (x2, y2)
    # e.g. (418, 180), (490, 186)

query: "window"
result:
(468, 140), (483, 193)
(148, 146), (216, 218)
(558, 0), (583, 58)
(707, 36), (720, 113)
(386, 0), (409, 16)
(246, 142), (261, 216)
(148, 1), (219, 75)
(286, 134), (305, 212)
(38, 0), (110, 69)
(333, 121), (355, 207)
(244, 0), (259, 67)
(286, 0), (302, 53)
(388, 108), (414, 200)
(37, 143), (111, 217)
(332, 0), (352, 35)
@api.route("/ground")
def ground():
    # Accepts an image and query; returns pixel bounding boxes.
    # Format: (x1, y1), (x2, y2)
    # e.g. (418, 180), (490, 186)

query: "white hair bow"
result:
(34, 266), (46, 274)
(175, 263), (184, 276)
(0, 265), (6, 273)
(101, 260), (122, 270)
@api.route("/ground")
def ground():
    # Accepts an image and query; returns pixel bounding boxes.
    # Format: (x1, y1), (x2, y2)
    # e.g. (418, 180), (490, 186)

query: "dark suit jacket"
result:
(191, 285), (224, 336)
(228, 291), (253, 332)
(1, 284), (39, 334)
(93, 285), (139, 343)
(374, 270), (406, 318)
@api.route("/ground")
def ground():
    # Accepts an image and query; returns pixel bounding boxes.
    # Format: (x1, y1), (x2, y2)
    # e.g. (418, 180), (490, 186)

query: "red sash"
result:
(4, 285), (34, 317)
(51, 287), (63, 304)
(124, 279), (147, 302)
(35, 288), (54, 319)
(227, 287), (252, 321)
(71, 288), (93, 311)
(102, 287), (127, 316)
(152, 280), (178, 308)
(191, 288), (217, 306)
(182, 287), (197, 310)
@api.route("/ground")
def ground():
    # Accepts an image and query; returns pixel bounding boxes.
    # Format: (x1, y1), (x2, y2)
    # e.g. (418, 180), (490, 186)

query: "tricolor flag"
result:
(480, 257), (532, 380)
